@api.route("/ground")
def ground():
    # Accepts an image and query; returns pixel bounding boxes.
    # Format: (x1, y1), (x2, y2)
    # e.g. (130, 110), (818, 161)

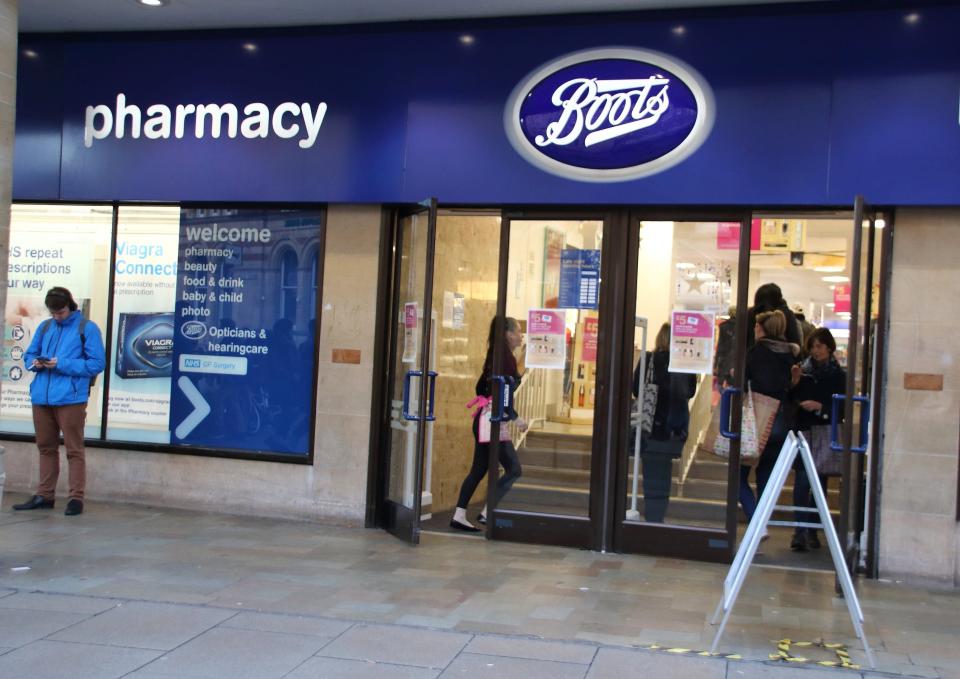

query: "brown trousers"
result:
(32, 403), (88, 501)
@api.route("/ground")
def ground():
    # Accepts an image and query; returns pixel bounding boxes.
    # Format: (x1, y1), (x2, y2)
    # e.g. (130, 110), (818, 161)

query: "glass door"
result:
(736, 205), (886, 571)
(614, 213), (750, 562)
(487, 212), (609, 549)
(836, 196), (882, 574)
(379, 200), (438, 544)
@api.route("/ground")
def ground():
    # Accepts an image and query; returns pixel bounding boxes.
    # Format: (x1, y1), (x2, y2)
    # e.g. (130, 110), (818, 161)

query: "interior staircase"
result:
(501, 429), (841, 525)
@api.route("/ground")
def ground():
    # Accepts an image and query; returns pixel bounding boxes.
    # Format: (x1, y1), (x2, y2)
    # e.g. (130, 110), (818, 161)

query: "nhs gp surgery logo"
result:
(504, 48), (715, 182)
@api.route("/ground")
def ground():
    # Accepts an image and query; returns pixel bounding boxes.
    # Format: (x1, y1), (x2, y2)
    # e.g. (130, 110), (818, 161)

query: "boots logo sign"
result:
(504, 48), (715, 182)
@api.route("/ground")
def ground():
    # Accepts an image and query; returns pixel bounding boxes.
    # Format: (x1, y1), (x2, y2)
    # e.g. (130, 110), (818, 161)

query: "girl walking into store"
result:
(789, 327), (846, 551)
(451, 316), (528, 532)
(739, 310), (800, 528)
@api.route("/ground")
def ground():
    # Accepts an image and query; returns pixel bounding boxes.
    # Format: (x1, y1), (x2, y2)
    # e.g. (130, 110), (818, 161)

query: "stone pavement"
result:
(0, 493), (957, 678)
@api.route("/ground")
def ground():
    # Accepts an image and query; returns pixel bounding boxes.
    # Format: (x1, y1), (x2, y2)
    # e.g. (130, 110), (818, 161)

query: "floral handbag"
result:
(640, 358), (658, 435)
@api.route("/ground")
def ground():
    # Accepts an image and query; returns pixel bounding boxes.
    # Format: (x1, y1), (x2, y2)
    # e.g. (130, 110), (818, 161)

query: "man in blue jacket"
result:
(13, 287), (106, 516)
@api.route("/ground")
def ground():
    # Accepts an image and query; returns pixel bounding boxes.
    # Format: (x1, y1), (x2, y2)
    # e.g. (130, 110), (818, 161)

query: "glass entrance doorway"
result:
(373, 202), (889, 569)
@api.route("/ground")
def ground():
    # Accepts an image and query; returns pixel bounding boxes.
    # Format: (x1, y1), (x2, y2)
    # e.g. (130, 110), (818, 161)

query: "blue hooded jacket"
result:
(23, 311), (106, 407)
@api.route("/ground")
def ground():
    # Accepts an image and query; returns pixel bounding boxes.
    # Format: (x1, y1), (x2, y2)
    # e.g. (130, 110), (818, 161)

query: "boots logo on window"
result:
(504, 48), (715, 182)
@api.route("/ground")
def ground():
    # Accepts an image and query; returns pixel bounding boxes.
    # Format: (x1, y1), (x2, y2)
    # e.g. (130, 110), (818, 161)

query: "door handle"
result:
(719, 386), (740, 439)
(425, 371), (438, 422)
(489, 376), (507, 422)
(401, 370), (422, 421)
(830, 394), (871, 452)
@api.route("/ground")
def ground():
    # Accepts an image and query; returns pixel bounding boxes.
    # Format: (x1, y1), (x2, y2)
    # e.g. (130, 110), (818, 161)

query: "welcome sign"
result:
(504, 48), (715, 182)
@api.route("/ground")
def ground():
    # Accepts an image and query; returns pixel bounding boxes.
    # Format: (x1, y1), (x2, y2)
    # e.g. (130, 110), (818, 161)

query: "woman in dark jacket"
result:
(451, 316), (527, 531)
(632, 322), (697, 523)
(739, 310), (800, 524)
(789, 327), (846, 551)
(746, 283), (803, 349)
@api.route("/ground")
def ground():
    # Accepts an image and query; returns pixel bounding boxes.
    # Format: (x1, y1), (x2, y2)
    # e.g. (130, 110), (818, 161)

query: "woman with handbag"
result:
(739, 309), (801, 524)
(789, 327), (846, 551)
(632, 323), (697, 522)
(451, 316), (528, 532)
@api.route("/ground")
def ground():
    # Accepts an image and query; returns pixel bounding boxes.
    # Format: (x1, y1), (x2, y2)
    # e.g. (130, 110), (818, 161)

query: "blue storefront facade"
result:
(4, 2), (960, 583)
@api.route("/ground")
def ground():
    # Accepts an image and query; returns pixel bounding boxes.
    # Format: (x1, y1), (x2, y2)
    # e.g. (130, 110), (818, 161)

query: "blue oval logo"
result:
(504, 48), (715, 182)
(180, 320), (208, 341)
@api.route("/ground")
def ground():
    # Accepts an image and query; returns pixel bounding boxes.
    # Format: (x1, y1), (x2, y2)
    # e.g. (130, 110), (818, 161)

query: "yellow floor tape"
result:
(642, 644), (741, 661)
(769, 638), (860, 670)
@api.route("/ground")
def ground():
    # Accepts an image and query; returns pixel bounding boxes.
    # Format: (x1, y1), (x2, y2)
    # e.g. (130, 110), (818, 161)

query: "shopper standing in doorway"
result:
(451, 316), (528, 532)
(14, 287), (105, 516)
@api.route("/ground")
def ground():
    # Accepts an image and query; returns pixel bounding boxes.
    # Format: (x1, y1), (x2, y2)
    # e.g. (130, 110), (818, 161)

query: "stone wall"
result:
(880, 208), (960, 585)
(0, 0), (17, 370)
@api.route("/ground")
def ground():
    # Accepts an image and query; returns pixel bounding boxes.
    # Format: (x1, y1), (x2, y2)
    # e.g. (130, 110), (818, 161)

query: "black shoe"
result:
(807, 531), (821, 549)
(476, 513), (487, 525)
(13, 495), (54, 511)
(64, 499), (84, 516)
(449, 519), (481, 533)
(790, 532), (808, 552)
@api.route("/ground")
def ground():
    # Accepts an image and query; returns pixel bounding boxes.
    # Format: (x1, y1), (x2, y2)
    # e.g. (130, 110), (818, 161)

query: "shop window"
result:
(1, 203), (326, 462)
(0, 204), (112, 437)
(106, 205), (180, 444)
(280, 250), (298, 322)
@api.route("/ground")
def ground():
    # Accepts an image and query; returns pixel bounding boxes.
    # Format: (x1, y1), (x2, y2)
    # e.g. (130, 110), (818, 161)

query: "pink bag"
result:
(468, 396), (512, 444)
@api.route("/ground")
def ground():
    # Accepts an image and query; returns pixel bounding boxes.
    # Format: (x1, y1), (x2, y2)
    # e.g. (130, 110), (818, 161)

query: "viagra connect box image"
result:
(115, 312), (175, 379)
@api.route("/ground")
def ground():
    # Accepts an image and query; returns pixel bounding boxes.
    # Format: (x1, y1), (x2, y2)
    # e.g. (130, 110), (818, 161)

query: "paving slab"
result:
(48, 600), (234, 650)
(585, 647), (726, 678)
(439, 652), (588, 679)
(0, 607), (88, 646)
(318, 623), (471, 669)
(464, 635), (597, 664)
(286, 656), (441, 679)
(0, 639), (160, 679)
(726, 663), (868, 678)
(0, 590), (120, 614)
(219, 610), (352, 639)
(140, 627), (327, 679)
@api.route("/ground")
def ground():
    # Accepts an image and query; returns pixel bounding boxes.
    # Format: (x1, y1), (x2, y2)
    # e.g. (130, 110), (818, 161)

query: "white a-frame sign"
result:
(709, 431), (875, 668)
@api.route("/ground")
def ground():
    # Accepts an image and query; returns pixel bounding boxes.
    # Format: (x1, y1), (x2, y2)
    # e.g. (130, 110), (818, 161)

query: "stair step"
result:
(506, 481), (841, 523)
(520, 447), (592, 470)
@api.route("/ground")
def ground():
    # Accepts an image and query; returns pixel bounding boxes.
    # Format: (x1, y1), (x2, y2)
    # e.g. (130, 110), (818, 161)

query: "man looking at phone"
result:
(13, 287), (105, 516)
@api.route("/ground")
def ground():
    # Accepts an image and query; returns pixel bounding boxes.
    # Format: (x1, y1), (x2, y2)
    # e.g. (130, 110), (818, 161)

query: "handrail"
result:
(511, 367), (547, 449)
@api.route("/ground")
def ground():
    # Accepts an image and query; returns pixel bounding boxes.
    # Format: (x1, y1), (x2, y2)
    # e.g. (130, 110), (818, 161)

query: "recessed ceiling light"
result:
(22, 49), (38, 59)
(137, 0), (170, 7)
(671, 25), (686, 36)
(903, 12), (921, 25)
(242, 42), (258, 53)
(822, 275), (850, 283)
(459, 34), (476, 46)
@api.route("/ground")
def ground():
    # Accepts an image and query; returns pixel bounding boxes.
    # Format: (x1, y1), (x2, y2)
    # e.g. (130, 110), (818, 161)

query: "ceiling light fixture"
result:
(822, 275), (850, 283)
(459, 34), (476, 46)
(242, 42), (258, 53)
(22, 49), (38, 59)
(903, 12), (921, 25)
(137, 0), (170, 6)
(813, 266), (845, 273)
(671, 25), (686, 36)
